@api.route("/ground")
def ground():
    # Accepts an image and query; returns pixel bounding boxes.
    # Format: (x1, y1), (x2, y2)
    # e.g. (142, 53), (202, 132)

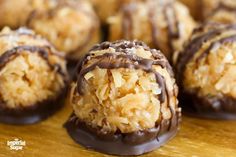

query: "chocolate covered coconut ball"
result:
(27, 0), (100, 60)
(0, 27), (68, 124)
(177, 23), (236, 119)
(64, 40), (181, 155)
(107, 0), (196, 64)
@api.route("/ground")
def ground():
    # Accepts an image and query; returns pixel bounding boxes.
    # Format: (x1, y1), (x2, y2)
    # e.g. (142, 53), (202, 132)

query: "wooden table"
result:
(1, 103), (236, 157)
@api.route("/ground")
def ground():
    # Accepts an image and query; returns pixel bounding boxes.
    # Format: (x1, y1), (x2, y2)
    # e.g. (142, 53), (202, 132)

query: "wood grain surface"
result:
(0, 103), (236, 157)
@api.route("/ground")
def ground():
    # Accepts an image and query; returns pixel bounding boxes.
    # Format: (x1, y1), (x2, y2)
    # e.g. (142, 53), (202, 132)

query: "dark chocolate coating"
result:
(177, 23), (236, 119)
(64, 111), (180, 156)
(0, 88), (67, 125)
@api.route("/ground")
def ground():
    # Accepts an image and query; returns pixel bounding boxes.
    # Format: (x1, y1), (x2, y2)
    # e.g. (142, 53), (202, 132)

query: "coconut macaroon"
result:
(0, 27), (68, 124)
(64, 40), (180, 155)
(27, 0), (100, 60)
(177, 22), (236, 119)
(107, 0), (196, 64)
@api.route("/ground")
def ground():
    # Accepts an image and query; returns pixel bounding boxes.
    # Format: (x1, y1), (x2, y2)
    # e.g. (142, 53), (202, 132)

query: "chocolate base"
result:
(180, 92), (236, 120)
(0, 88), (67, 125)
(64, 113), (180, 156)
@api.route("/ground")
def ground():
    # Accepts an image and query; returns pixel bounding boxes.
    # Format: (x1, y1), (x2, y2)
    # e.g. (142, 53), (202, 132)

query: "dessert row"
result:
(0, 0), (236, 156)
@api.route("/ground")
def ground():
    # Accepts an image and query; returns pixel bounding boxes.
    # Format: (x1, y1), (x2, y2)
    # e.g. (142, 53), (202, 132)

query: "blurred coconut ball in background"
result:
(0, 0), (101, 61)
(0, 27), (68, 124)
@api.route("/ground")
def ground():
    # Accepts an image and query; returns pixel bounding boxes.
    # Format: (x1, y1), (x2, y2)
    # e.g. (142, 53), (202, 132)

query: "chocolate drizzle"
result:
(0, 45), (67, 78)
(70, 40), (180, 149)
(196, 34), (236, 62)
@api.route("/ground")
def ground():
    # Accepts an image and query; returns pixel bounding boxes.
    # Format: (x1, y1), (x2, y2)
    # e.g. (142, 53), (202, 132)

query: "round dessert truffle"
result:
(177, 22), (236, 119)
(27, 0), (100, 60)
(206, 1), (236, 24)
(64, 40), (181, 155)
(107, 0), (196, 64)
(0, 27), (68, 124)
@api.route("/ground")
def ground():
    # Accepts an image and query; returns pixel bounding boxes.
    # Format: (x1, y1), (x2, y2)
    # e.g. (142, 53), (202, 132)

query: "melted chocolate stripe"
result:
(196, 34), (236, 62)
(92, 53), (167, 69)
(90, 40), (174, 76)
(0, 46), (66, 78)
(77, 55), (166, 102)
